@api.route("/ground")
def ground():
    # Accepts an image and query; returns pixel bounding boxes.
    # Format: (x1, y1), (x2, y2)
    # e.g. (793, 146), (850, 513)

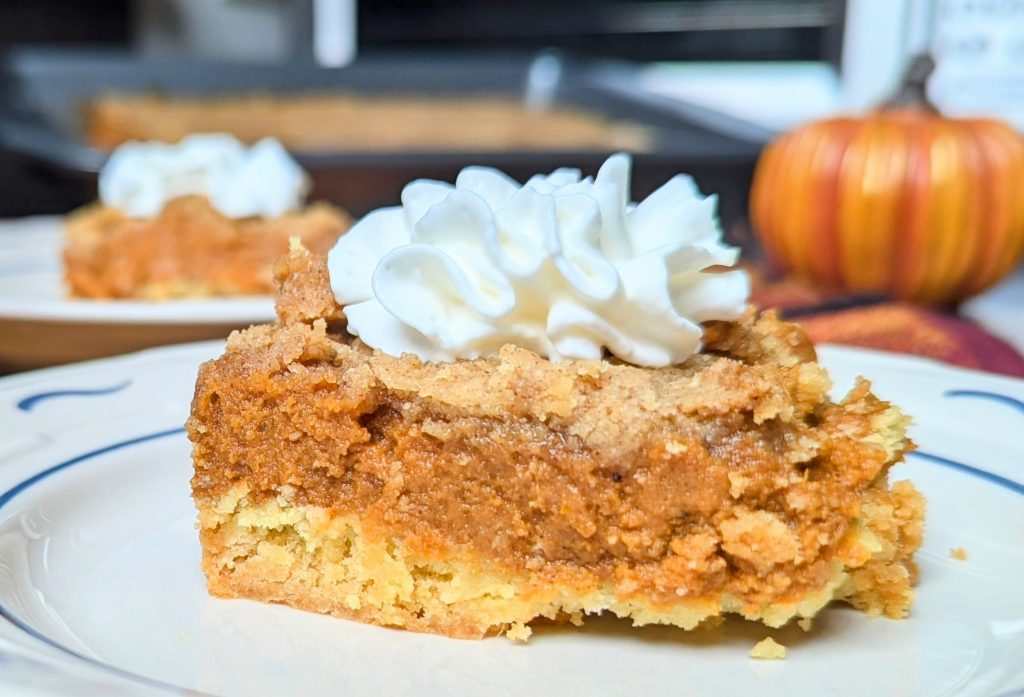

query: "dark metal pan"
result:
(0, 48), (764, 228)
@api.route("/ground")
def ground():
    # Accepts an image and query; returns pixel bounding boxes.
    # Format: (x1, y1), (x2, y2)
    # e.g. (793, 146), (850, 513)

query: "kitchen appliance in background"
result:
(929, 0), (1024, 129)
(623, 0), (1024, 136)
(134, 0), (357, 66)
(358, 0), (845, 63)
(841, 0), (1024, 127)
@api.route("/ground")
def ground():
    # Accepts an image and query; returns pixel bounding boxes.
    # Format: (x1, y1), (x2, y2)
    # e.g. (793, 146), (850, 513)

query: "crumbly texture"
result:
(64, 195), (349, 299)
(187, 246), (925, 639)
(86, 94), (651, 153)
(750, 637), (787, 660)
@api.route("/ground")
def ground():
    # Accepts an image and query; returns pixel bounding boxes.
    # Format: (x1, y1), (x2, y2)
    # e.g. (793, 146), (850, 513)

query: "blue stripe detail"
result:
(16, 380), (133, 412)
(0, 607), (184, 695)
(910, 450), (1024, 497)
(0, 427), (183, 509)
(0, 426), (187, 694)
(0, 427), (1018, 693)
(943, 390), (1024, 414)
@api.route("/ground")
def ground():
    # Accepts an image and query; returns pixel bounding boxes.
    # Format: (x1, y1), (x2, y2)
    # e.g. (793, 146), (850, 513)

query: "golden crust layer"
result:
(188, 247), (925, 638)
(63, 195), (349, 299)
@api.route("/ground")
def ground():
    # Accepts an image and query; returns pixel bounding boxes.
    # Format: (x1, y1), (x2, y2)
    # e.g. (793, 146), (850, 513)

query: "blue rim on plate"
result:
(0, 384), (1022, 693)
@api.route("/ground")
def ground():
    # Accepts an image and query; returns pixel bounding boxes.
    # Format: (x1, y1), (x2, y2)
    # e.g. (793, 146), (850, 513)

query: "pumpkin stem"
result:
(882, 53), (939, 113)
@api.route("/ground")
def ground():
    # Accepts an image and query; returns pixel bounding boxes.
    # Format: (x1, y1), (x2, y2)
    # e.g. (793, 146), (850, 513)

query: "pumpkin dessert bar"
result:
(65, 195), (347, 299)
(64, 133), (350, 300)
(187, 246), (924, 640)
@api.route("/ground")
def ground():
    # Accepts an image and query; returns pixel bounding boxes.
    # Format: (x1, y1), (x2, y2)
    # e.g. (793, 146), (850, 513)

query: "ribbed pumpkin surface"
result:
(751, 110), (1024, 303)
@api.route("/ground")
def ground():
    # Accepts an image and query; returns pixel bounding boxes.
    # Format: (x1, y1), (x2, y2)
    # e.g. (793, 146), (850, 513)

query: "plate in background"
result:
(0, 341), (1021, 696)
(0, 217), (274, 372)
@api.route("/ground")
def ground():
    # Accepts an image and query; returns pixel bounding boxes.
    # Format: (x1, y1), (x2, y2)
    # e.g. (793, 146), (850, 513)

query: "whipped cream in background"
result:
(328, 153), (750, 367)
(99, 133), (309, 219)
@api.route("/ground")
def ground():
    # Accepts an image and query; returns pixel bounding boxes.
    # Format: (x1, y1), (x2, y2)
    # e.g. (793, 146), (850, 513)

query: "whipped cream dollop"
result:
(99, 133), (308, 218)
(327, 154), (750, 367)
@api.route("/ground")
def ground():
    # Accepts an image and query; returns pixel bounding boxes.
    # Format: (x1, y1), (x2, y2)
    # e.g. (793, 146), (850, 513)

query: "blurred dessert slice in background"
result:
(64, 133), (350, 300)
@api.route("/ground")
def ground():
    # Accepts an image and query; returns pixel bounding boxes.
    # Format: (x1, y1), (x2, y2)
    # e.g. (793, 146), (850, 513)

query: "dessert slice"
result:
(64, 134), (349, 299)
(187, 244), (924, 639)
(190, 154), (924, 639)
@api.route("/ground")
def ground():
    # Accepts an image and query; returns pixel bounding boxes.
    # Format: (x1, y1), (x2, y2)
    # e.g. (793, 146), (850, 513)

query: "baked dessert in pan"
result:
(87, 93), (652, 154)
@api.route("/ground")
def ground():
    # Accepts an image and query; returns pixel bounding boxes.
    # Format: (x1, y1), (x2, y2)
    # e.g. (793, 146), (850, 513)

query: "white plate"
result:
(0, 342), (1022, 697)
(0, 217), (275, 325)
(962, 267), (1024, 356)
(0, 217), (275, 372)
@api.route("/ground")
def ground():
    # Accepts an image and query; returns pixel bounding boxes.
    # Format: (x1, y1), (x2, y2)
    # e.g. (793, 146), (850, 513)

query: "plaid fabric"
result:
(748, 268), (1024, 379)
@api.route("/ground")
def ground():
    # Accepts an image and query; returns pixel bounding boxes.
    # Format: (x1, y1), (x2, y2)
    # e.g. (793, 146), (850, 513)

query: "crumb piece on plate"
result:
(506, 622), (533, 642)
(750, 637), (787, 660)
(950, 547), (968, 561)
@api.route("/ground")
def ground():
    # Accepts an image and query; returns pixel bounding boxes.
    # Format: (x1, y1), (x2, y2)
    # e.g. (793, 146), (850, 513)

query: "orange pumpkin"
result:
(751, 55), (1024, 304)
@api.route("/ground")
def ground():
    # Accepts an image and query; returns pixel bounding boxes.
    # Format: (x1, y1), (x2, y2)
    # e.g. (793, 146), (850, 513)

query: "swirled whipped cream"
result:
(328, 153), (749, 367)
(99, 133), (308, 218)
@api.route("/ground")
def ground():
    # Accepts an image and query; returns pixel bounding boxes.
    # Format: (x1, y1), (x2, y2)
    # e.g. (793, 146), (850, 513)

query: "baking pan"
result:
(0, 47), (763, 228)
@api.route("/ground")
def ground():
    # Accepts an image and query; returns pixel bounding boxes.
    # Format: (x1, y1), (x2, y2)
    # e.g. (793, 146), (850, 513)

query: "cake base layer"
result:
(64, 195), (348, 299)
(198, 479), (923, 640)
(188, 246), (925, 640)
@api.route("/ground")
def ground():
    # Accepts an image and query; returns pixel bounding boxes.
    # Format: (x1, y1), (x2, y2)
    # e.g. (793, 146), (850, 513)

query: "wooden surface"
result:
(0, 318), (244, 374)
